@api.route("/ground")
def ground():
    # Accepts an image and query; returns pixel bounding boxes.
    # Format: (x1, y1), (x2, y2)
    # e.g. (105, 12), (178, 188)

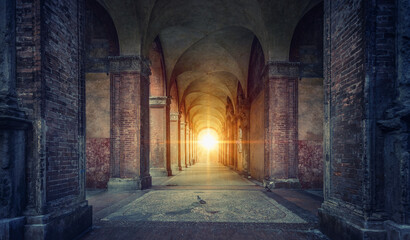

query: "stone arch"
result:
(288, 2), (324, 189)
(85, 0), (120, 189)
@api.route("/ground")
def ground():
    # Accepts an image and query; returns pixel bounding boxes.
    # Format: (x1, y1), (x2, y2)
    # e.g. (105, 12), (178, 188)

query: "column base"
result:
(108, 176), (152, 191)
(0, 216), (25, 240)
(171, 165), (180, 174)
(24, 204), (92, 240)
(150, 168), (169, 177)
(319, 202), (386, 240)
(385, 220), (410, 240)
(108, 175), (152, 191)
(263, 178), (301, 189)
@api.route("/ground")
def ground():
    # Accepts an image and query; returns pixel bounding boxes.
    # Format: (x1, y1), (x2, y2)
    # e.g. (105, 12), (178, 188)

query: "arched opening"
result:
(289, 2), (324, 190)
(197, 128), (219, 163)
(84, 0), (119, 189)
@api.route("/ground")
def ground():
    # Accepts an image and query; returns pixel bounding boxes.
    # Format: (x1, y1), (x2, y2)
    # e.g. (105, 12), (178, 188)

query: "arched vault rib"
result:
(193, 116), (223, 133)
(143, 0), (267, 58)
(179, 73), (238, 109)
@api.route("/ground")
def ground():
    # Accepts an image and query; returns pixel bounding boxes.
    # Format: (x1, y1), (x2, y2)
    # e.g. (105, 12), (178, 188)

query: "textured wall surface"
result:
(86, 138), (110, 189)
(85, 72), (110, 188)
(150, 107), (166, 169)
(86, 73), (110, 138)
(250, 91), (265, 181)
(298, 77), (323, 188)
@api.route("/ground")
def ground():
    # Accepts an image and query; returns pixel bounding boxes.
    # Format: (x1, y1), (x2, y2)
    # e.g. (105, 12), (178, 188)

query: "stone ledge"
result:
(385, 220), (410, 240)
(24, 205), (92, 240)
(263, 178), (301, 189)
(108, 178), (142, 191)
(319, 207), (386, 240)
(149, 96), (169, 106)
(0, 216), (25, 240)
(108, 55), (151, 76)
(108, 176), (152, 191)
(150, 168), (169, 177)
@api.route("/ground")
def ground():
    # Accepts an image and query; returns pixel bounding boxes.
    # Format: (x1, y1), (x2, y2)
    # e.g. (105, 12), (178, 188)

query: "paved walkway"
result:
(81, 161), (328, 240)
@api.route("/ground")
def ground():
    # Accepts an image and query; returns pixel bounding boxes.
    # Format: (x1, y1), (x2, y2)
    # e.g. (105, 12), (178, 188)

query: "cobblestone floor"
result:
(81, 162), (328, 240)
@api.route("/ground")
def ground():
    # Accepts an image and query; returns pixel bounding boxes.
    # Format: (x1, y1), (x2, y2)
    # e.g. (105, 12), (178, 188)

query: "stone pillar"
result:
(229, 119), (235, 168)
(0, 1), (30, 238)
(180, 121), (187, 168)
(148, 96), (172, 176)
(263, 61), (300, 189)
(319, 1), (409, 239)
(186, 123), (191, 166)
(239, 101), (250, 176)
(233, 117), (238, 170)
(108, 56), (152, 190)
(189, 126), (193, 165)
(192, 132), (198, 164)
(170, 112), (180, 172)
(225, 122), (230, 166)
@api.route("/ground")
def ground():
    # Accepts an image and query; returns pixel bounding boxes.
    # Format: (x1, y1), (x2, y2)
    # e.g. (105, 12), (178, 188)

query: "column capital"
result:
(263, 61), (301, 78)
(149, 96), (169, 107)
(108, 55), (151, 77)
(170, 112), (179, 121)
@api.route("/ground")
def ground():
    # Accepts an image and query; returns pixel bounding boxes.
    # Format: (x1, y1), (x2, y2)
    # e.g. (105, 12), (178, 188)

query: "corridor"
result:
(82, 161), (327, 240)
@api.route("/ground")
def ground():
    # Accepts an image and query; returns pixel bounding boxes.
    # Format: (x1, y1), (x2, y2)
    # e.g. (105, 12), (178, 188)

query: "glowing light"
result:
(199, 133), (218, 150)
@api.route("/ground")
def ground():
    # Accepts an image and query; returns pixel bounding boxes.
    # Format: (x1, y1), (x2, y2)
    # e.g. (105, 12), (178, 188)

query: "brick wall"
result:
(42, 0), (83, 202)
(15, 0), (42, 212)
(327, 0), (366, 205)
(16, 0), (85, 208)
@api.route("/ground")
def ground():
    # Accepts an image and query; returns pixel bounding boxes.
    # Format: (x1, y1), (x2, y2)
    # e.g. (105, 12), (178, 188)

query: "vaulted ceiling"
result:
(97, 0), (322, 134)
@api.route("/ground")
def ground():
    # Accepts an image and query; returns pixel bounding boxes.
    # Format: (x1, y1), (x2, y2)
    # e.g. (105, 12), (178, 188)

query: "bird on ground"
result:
(197, 195), (206, 204)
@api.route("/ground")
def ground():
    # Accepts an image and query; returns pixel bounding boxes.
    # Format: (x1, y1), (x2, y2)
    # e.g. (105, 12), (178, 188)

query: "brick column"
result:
(239, 102), (250, 176)
(149, 96), (172, 176)
(180, 121), (187, 168)
(233, 117), (238, 170)
(170, 112), (180, 172)
(108, 55), (152, 190)
(189, 125), (193, 165)
(263, 61), (300, 189)
(186, 122), (191, 166)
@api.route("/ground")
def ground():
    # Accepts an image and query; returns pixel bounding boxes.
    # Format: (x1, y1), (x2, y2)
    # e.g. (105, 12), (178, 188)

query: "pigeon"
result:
(197, 195), (206, 204)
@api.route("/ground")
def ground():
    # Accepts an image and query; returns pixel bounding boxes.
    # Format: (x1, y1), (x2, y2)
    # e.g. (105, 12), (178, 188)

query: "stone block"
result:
(25, 205), (92, 240)
(263, 178), (301, 190)
(385, 220), (410, 240)
(319, 207), (386, 240)
(0, 217), (25, 240)
(108, 176), (152, 191)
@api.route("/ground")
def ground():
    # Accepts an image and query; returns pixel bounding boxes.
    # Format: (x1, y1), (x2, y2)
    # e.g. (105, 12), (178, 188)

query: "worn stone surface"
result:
(86, 138), (110, 189)
(82, 162), (328, 240)
(249, 91), (265, 181)
(13, 0), (92, 239)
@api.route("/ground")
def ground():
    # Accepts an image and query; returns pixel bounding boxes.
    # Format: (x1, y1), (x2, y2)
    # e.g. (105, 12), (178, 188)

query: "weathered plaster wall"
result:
(86, 138), (110, 189)
(150, 107), (166, 169)
(86, 73), (110, 138)
(250, 91), (265, 181)
(85, 73), (110, 188)
(170, 116), (179, 172)
(84, 0), (118, 189)
(290, 3), (324, 189)
(298, 77), (323, 188)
